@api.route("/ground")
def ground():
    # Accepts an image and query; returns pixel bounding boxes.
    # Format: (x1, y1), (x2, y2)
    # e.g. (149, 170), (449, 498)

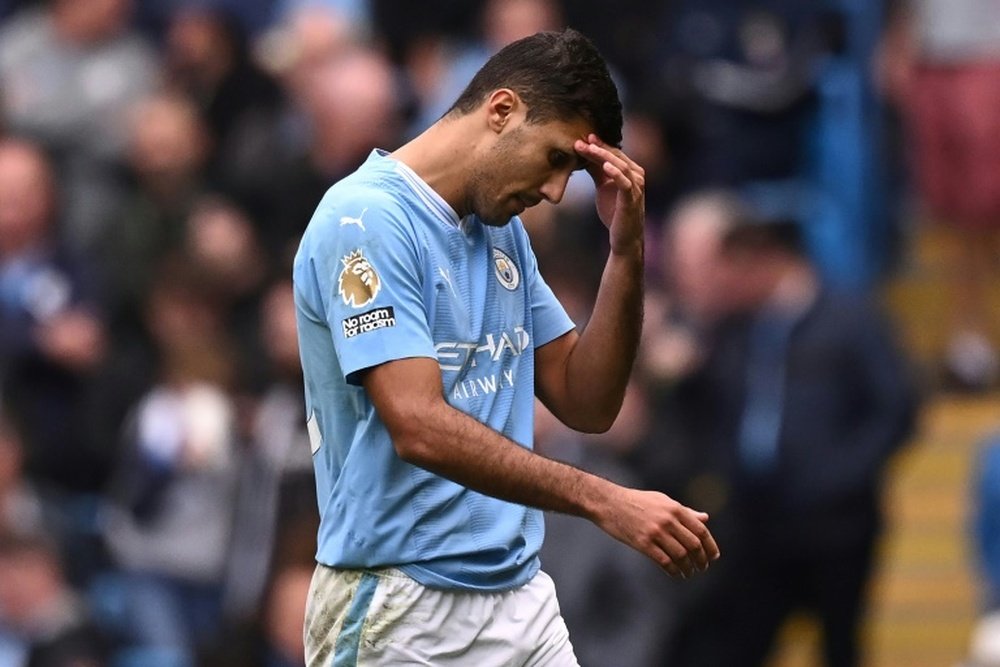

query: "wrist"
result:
(576, 473), (619, 523)
(609, 237), (644, 263)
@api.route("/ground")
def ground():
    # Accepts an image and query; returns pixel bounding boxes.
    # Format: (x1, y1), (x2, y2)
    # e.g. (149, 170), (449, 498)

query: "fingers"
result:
(574, 136), (645, 193)
(654, 532), (707, 578)
(587, 134), (645, 179)
(601, 161), (639, 197)
(605, 489), (720, 580)
(677, 509), (722, 567)
(652, 534), (698, 579)
(651, 506), (721, 579)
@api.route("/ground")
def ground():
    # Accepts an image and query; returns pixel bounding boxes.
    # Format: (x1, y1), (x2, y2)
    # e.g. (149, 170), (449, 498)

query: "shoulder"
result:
(305, 176), (416, 246)
(295, 172), (425, 281)
(804, 289), (902, 348)
(319, 157), (413, 218)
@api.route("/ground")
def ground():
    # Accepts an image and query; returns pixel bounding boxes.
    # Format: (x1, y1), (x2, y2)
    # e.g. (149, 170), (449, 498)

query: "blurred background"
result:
(0, 0), (999, 666)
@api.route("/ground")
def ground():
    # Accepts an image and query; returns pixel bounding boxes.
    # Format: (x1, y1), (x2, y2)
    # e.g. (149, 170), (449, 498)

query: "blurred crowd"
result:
(0, 0), (998, 666)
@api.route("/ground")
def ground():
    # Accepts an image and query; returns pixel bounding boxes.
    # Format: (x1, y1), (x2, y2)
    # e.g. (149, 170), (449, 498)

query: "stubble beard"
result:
(466, 167), (514, 227)
(467, 127), (526, 227)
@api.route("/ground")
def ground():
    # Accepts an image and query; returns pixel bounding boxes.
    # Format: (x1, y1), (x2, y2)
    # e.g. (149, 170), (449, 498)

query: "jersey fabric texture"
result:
(292, 150), (576, 591)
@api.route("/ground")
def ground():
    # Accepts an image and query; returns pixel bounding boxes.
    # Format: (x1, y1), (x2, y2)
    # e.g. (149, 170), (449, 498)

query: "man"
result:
(659, 212), (918, 667)
(0, 138), (110, 496)
(878, 0), (1000, 391)
(0, 529), (110, 666)
(292, 29), (719, 666)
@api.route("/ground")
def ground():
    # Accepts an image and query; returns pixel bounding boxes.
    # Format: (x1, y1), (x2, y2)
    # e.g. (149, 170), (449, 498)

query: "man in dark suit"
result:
(652, 211), (919, 667)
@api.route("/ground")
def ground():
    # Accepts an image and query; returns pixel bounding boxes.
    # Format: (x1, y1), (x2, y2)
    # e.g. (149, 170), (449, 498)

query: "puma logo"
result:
(339, 208), (368, 231)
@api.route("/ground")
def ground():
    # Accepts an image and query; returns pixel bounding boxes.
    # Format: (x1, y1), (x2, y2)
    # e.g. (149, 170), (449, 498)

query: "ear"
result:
(485, 89), (520, 134)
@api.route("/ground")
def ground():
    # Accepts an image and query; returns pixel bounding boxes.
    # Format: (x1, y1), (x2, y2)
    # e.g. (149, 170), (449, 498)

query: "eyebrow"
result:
(571, 151), (588, 171)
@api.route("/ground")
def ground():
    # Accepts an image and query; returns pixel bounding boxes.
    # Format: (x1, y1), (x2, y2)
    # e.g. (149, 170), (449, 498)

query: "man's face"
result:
(467, 114), (593, 226)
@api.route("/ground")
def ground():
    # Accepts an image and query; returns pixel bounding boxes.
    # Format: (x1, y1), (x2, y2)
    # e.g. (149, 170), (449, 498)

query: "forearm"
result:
(364, 357), (719, 578)
(395, 395), (616, 522)
(562, 243), (644, 427)
(395, 395), (717, 578)
(538, 136), (646, 431)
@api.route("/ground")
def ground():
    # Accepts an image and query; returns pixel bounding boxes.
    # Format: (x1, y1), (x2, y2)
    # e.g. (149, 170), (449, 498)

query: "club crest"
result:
(493, 247), (520, 291)
(338, 249), (382, 308)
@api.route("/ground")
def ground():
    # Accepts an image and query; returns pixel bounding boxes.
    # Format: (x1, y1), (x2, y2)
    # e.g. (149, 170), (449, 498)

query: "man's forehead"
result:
(538, 117), (594, 164)
(560, 115), (595, 141)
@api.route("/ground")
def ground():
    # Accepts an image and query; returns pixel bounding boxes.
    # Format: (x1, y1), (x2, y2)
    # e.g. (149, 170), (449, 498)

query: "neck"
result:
(390, 116), (480, 218)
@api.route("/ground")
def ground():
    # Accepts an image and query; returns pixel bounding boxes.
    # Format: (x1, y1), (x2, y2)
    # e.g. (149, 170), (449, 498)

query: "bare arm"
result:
(363, 356), (720, 578)
(536, 135), (645, 432)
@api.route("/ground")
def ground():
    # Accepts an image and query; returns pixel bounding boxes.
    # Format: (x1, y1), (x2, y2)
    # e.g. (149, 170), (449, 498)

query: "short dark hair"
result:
(447, 29), (623, 147)
(721, 217), (806, 257)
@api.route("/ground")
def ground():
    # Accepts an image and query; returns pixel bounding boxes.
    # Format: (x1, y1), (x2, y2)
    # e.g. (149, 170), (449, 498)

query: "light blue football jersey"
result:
(292, 150), (576, 591)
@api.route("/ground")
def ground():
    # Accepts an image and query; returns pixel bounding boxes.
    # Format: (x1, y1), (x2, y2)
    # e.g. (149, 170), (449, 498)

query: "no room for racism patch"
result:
(342, 306), (396, 338)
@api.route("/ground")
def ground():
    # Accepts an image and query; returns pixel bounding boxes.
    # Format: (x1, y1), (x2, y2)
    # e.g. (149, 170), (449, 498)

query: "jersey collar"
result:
(378, 150), (464, 230)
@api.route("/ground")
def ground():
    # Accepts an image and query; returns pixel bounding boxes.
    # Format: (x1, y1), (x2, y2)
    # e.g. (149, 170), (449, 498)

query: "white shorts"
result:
(304, 565), (580, 667)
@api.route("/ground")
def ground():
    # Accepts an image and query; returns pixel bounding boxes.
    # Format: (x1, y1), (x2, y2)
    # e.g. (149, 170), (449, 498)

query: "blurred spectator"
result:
(260, 46), (404, 265)
(643, 1), (894, 290)
(0, 530), (110, 667)
(644, 200), (919, 667)
(647, 1), (833, 193)
(182, 195), (271, 387)
(223, 279), (316, 625)
(97, 90), (212, 338)
(636, 192), (746, 664)
(161, 5), (288, 215)
(257, 2), (359, 93)
(400, 0), (564, 137)
(878, 0), (1000, 391)
(87, 106), (261, 530)
(258, 563), (310, 667)
(0, 0), (160, 252)
(621, 107), (677, 224)
(207, 561), (312, 667)
(100, 259), (243, 664)
(0, 138), (111, 498)
(184, 198), (268, 300)
(528, 271), (674, 667)
(641, 191), (745, 386)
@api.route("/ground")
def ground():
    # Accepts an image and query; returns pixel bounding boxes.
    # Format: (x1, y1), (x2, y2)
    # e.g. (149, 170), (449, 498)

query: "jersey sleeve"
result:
(300, 189), (437, 384)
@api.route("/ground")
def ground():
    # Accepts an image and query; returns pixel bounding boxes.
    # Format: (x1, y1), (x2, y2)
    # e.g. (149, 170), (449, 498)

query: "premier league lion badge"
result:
(338, 249), (382, 308)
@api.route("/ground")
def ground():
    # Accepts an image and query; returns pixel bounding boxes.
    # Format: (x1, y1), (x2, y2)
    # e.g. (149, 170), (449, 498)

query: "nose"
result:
(539, 169), (572, 205)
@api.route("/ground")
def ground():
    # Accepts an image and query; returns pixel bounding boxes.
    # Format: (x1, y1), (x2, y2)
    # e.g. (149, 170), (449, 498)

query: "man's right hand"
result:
(594, 486), (720, 578)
